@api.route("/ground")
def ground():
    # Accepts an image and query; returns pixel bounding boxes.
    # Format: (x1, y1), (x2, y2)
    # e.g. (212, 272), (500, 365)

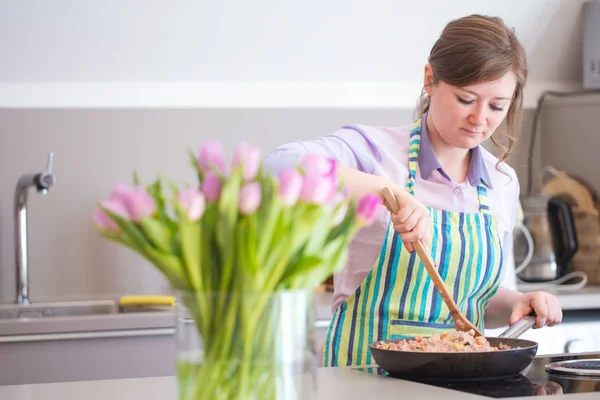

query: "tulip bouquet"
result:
(93, 141), (380, 399)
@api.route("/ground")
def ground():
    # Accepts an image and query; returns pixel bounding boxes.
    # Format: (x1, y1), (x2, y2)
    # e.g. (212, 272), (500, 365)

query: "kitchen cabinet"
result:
(0, 328), (175, 386)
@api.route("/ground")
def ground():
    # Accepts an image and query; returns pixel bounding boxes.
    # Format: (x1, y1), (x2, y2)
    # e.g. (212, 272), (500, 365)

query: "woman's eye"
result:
(490, 104), (504, 112)
(457, 96), (474, 105)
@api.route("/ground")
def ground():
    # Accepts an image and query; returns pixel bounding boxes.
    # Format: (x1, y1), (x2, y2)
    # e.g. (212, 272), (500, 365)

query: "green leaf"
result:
(144, 246), (191, 290)
(257, 176), (282, 262)
(188, 147), (203, 182)
(101, 208), (149, 249)
(146, 178), (177, 231)
(179, 218), (202, 291)
(97, 229), (139, 252)
(280, 255), (323, 285)
(140, 218), (173, 252)
(326, 201), (358, 242)
(216, 170), (242, 291)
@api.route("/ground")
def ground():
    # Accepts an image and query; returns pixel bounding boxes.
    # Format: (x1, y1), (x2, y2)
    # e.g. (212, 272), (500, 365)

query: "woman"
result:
(264, 14), (562, 367)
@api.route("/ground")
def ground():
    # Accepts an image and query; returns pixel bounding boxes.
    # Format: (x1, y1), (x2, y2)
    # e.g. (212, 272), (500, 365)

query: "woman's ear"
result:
(423, 64), (435, 95)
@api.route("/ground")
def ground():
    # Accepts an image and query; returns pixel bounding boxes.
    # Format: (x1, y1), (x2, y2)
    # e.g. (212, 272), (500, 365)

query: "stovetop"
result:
(405, 352), (600, 398)
(355, 352), (600, 398)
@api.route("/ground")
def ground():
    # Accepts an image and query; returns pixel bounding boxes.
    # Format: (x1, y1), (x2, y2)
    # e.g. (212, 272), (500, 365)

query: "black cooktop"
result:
(357, 352), (600, 398)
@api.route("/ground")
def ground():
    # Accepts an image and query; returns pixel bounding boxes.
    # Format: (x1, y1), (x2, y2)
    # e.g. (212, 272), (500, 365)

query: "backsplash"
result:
(0, 109), (416, 303)
(1, 103), (593, 304)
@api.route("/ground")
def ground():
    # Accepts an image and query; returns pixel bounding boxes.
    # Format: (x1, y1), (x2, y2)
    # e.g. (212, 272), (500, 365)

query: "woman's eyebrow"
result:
(461, 88), (511, 101)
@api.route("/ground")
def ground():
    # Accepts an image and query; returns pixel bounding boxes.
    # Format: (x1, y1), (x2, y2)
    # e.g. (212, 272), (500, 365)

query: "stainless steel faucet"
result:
(14, 152), (56, 304)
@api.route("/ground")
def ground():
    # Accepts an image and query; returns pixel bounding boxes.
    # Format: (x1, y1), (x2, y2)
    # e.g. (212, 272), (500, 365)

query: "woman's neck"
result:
(426, 117), (471, 184)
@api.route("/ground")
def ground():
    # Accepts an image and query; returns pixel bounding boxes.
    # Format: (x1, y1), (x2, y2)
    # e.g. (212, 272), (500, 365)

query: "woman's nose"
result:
(469, 106), (487, 127)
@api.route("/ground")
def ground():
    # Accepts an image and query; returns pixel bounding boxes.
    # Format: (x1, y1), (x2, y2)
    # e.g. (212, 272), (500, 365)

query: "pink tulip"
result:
(356, 194), (381, 226)
(300, 174), (336, 204)
(92, 198), (130, 232)
(107, 183), (132, 202)
(239, 182), (262, 215)
(202, 171), (222, 202)
(232, 142), (261, 181)
(178, 188), (206, 221)
(278, 168), (303, 206)
(198, 141), (226, 175)
(300, 153), (336, 176)
(120, 186), (157, 223)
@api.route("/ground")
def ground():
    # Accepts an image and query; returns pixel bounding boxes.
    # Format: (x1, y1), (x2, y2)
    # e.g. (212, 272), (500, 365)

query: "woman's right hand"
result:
(386, 186), (431, 253)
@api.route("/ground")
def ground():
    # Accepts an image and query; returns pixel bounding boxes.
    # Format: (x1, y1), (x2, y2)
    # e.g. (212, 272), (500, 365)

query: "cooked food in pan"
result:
(374, 330), (512, 352)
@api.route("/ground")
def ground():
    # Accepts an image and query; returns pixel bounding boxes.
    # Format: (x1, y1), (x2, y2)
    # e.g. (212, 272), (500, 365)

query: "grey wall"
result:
(2, 95), (597, 304)
(0, 108), (414, 303)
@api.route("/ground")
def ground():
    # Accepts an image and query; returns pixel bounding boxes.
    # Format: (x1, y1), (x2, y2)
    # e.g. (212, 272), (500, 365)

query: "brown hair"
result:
(415, 14), (528, 166)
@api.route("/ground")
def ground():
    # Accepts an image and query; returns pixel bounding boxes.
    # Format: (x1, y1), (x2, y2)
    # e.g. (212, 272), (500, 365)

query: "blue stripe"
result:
(366, 223), (390, 364)
(467, 214), (483, 322)
(480, 238), (504, 306)
(377, 232), (399, 343)
(461, 214), (475, 320)
(448, 213), (466, 323)
(473, 215), (495, 327)
(332, 307), (346, 367)
(408, 156), (418, 162)
(432, 211), (451, 320)
(398, 247), (416, 319)
(323, 307), (337, 366)
(357, 226), (390, 365)
(346, 286), (361, 365)
(420, 208), (438, 321)
(405, 250), (421, 319)
(480, 204), (489, 210)
(471, 215), (493, 328)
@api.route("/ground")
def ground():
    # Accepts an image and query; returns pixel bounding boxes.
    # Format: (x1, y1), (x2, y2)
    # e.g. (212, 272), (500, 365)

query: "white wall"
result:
(0, 0), (587, 84)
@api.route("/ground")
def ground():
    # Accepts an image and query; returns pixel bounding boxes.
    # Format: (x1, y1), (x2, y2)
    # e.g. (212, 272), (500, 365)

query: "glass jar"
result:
(175, 289), (317, 400)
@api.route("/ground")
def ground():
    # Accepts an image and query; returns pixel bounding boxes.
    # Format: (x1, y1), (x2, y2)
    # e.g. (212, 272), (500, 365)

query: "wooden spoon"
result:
(381, 187), (484, 337)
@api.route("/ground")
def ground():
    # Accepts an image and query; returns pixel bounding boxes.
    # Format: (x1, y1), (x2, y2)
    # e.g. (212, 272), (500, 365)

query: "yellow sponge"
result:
(118, 295), (176, 307)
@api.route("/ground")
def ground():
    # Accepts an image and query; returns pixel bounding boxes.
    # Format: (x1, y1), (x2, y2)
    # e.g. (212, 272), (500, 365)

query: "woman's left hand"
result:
(509, 291), (563, 328)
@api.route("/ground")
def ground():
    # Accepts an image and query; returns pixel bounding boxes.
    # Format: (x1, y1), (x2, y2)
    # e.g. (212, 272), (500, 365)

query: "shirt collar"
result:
(418, 113), (493, 189)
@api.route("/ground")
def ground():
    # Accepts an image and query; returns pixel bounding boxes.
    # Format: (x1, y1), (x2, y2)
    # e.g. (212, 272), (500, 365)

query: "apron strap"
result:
(406, 119), (492, 215)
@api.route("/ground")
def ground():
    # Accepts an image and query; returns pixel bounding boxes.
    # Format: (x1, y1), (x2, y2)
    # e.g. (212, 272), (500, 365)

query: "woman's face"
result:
(424, 65), (517, 150)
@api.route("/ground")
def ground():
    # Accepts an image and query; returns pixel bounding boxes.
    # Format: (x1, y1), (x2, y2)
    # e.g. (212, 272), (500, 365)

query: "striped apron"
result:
(322, 118), (504, 367)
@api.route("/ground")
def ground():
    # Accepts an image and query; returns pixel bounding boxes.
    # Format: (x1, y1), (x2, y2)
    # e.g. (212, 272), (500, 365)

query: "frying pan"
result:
(369, 316), (539, 380)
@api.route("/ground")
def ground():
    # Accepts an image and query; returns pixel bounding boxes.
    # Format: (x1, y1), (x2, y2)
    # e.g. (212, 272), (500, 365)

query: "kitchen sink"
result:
(0, 300), (171, 320)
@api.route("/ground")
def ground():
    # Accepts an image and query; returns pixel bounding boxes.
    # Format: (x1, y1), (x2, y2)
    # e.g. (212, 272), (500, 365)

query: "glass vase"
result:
(175, 289), (317, 400)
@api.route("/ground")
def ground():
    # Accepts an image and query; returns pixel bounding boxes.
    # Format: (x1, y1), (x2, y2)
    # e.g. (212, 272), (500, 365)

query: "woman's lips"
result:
(461, 128), (484, 136)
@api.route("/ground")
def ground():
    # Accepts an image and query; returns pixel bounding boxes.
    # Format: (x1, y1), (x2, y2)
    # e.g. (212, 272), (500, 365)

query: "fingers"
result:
(546, 295), (563, 327)
(509, 301), (532, 326)
(510, 292), (563, 328)
(530, 293), (548, 328)
(390, 197), (430, 251)
(392, 209), (419, 232)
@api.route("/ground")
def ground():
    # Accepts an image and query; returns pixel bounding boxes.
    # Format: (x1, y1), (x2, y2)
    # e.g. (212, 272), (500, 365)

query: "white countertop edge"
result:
(0, 80), (583, 109)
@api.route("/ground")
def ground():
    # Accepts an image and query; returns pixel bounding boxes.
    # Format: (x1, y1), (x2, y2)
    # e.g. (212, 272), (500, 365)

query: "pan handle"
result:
(497, 315), (536, 339)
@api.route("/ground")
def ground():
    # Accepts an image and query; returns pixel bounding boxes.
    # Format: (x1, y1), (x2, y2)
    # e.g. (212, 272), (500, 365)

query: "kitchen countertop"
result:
(2, 285), (600, 338)
(1, 364), (598, 400)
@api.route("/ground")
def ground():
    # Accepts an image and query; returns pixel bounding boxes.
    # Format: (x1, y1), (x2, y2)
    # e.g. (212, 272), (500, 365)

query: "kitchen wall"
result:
(0, 0), (585, 84)
(0, 0), (592, 303)
(0, 108), (535, 304)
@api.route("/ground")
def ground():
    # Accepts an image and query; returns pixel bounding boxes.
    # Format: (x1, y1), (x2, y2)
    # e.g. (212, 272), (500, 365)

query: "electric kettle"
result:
(514, 194), (579, 282)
